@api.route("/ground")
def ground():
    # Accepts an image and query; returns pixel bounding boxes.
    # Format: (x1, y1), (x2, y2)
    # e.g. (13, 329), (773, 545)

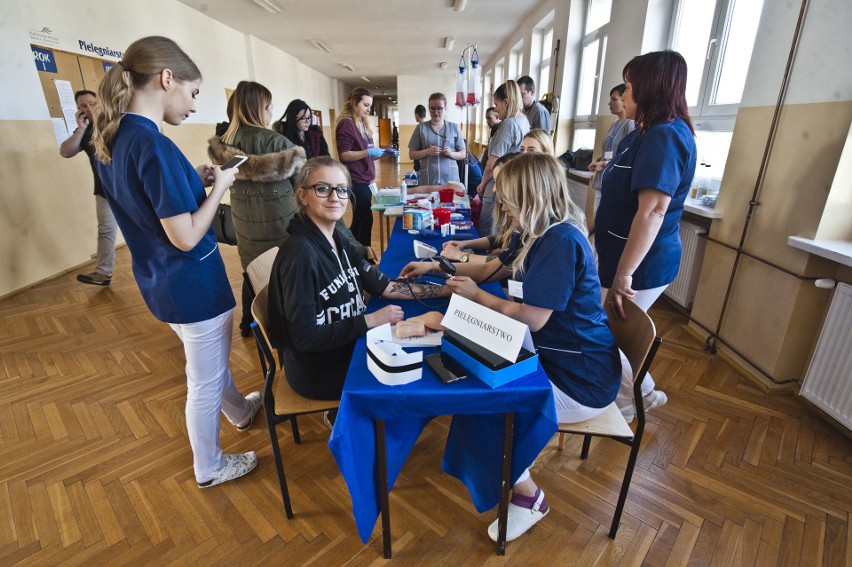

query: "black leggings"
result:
(282, 349), (351, 400)
(349, 181), (373, 246)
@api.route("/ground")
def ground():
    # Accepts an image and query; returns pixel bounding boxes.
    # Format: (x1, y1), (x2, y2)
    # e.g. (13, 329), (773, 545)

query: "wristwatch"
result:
(460, 253), (469, 263)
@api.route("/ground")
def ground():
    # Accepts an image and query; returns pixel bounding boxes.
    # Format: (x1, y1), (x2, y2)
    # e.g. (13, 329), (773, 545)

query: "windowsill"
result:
(787, 236), (852, 268)
(684, 197), (723, 219)
(568, 169), (593, 180)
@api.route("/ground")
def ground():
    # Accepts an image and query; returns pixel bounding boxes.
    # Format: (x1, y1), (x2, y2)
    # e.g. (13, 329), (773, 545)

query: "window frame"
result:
(573, 0), (611, 144)
(669, 0), (764, 130)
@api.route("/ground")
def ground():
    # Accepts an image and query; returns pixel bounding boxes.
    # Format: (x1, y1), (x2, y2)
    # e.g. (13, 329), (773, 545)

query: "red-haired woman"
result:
(594, 50), (697, 422)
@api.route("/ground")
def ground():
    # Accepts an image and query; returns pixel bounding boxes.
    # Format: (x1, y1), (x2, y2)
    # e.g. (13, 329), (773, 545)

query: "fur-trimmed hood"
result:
(207, 136), (306, 183)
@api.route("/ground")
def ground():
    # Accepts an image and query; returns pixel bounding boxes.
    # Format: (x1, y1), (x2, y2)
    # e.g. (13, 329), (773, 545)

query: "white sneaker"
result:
(197, 451), (258, 488)
(235, 391), (262, 432)
(620, 390), (668, 424)
(487, 490), (549, 542)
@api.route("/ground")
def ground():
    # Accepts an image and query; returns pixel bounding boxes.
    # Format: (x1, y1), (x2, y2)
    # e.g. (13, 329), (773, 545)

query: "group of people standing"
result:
(68, 32), (696, 546)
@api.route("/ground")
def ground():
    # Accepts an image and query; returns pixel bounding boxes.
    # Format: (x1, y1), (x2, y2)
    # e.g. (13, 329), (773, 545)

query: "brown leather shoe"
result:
(77, 272), (111, 286)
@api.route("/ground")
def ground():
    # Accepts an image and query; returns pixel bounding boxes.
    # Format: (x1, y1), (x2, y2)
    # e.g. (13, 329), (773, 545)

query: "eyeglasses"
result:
(308, 183), (351, 199)
(297, 115), (312, 122)
(429, 106), (445, 112)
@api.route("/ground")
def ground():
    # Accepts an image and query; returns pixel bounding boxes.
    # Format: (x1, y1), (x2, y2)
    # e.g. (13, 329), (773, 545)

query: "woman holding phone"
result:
(93, 36), (261, 488)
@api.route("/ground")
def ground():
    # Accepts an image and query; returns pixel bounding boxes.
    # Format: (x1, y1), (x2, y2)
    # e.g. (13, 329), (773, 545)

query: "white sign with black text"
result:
(441, 294), (534, 363)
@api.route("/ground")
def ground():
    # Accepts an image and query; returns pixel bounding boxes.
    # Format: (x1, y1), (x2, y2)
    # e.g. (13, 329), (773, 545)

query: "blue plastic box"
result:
(442, 330), (539, 389)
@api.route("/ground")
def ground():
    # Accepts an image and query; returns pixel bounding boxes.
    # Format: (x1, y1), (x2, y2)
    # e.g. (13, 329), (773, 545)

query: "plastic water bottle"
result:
(400, 180), (407, 203)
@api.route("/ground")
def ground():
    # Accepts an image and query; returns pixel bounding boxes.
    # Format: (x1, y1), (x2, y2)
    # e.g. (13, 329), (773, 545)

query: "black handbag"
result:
(212, 203), (237, 245)
(572, 148), (594, 172)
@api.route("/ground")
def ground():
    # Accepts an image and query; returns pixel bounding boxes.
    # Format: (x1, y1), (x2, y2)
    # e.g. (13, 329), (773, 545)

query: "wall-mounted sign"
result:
(32, 45), (57, 73)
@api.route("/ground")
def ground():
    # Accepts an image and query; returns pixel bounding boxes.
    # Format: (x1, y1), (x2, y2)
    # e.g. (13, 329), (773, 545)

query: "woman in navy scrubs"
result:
(594, 50), (697, 421)
(93, 36), (262, 488)
(444, 153), (620, 543)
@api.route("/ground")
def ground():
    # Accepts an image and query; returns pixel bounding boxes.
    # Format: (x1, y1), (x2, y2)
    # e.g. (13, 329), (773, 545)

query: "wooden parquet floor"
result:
(2, 160), (851, 566)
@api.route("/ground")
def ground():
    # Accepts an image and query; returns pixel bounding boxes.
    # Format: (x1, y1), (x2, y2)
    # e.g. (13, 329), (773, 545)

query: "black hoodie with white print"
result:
(268, 212), (390, 394)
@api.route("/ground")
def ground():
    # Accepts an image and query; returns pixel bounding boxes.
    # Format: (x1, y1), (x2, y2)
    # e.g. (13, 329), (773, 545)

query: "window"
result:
(670, 0), (764, 180)
(573, 0), (612, 150)
(509, 40), (524, 80)
(539, 28), (553, 95)
(585, 0), (612, 34)
(671, 0), (765, 122)
(573, 128), (597, 151)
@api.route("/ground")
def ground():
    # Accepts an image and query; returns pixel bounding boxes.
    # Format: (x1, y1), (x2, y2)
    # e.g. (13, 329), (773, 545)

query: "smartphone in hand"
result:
(221, 155), (248, 170)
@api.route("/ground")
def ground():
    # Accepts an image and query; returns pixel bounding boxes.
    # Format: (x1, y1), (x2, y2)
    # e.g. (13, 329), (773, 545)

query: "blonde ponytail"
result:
(93, 65), (133, 163)
(91, 36), (202, 164)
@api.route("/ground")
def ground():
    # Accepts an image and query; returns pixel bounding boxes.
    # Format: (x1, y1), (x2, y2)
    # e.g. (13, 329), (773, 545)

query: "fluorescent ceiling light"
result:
(360, 76), (371, 82)
(252, 0), (282, 14)
(439, 61), (448, 70)
(454, 0), (467, 12)
(445, 36), (455, 51)
(310, 39), (331, 53)
(342, 63), (356, 72)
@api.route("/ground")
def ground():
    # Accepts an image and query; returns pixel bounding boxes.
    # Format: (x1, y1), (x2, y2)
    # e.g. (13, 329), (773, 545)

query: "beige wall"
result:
(690, 102), (852, 384)
(0, 0), (341, 298)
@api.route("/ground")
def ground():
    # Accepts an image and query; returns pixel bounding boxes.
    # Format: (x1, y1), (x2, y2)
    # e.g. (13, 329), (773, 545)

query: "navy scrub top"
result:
(594, 117), (697, 290)
(97, 114), (235, 324)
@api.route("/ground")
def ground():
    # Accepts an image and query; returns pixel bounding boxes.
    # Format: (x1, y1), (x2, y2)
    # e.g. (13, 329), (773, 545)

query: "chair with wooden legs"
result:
(250, 285), (340, 518)
(556, 297), (662, 538)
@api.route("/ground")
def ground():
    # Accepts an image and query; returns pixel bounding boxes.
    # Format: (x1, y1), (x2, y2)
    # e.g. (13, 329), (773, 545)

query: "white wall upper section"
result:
(1, 0), (341, 124)
(248, 35), (340, 125)
(742, 0), (852, 108)
(397, 74), (461, 126)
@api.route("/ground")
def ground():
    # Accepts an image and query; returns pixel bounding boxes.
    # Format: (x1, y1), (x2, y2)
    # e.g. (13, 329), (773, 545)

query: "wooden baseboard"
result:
(682, 322), (799, 395)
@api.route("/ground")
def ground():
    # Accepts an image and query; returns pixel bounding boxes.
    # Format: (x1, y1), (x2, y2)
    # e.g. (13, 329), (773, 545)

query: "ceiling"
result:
(177, 0), (543, 103)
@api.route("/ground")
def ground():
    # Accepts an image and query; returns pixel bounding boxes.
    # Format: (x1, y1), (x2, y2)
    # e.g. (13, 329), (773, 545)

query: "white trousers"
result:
(169, 309), (251, 482)
(94, 195), (117, 277)
(514, 370), (611, 488)
(600, 285), (667, 407)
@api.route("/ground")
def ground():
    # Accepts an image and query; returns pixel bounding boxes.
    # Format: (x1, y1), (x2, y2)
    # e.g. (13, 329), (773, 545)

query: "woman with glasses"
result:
(273, 99), (330, 159)
(268, 157), (449, 401)
(208, 80), (306, 336)
(407, 92), (467, 186)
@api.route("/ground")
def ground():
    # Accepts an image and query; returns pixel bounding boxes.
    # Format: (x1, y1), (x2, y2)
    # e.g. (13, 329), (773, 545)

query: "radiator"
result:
(801, 283), (852, 431)
(664, 220), (708, 308)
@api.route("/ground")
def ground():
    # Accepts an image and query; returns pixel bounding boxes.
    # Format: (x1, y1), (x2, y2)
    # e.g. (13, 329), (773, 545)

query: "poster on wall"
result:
(27, 24), (122, 146)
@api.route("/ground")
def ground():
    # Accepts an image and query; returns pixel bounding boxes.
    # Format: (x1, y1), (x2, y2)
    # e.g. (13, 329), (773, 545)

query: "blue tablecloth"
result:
(328, 219), (558, 543)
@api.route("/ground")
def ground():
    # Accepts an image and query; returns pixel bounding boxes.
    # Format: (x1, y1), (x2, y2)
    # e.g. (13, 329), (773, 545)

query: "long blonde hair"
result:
(494, 80), (523, 118)
(496, 153), (586, 275)
(490, 152), (520, 242)
(221, 81), (272, 145)
(93, 36), (201, 164)
(522, 128), (554, 156)
(335, 87), (373, 138)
